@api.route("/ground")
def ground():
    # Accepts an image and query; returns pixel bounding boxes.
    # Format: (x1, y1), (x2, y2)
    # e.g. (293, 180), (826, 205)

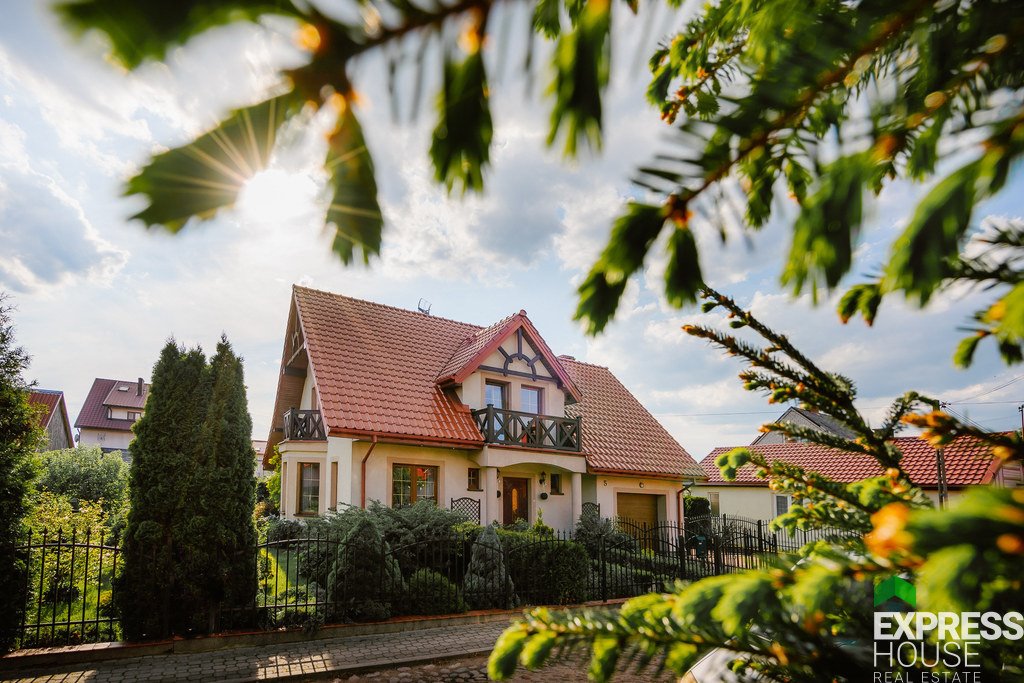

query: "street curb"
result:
(215, 648), (496, 683)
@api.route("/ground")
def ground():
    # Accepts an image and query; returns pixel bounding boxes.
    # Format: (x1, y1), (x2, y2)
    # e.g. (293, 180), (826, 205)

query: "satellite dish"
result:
(417, 298), (432, 315)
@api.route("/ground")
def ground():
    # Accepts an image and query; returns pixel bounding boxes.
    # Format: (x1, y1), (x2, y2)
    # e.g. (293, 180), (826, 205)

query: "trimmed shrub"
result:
(271, 587), (325, 628)
(573, 512), (636, 559)
(404, 569), (468, 615)
(501, 531), (589, 605)
(683, 495), (711, 519)
(326, 516), (404, 621)
(463, 525), (515, 609)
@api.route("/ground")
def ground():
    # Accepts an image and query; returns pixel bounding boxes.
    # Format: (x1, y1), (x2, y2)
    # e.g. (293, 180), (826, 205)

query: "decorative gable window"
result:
(392, 464), (438, 507)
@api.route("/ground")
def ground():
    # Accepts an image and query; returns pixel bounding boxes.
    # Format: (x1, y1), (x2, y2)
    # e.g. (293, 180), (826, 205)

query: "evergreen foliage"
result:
(489, 289), (1024, 681)
(115, 337), (256, 639)
(682, 495), (710, 519)
(463, 524), (515, 610)
(326, 516), (404, 621)
(405, 569), (469, 616)
(55, 0), (1024, 362)
(195, 337), (258, 626)
(116, 342), (209, 639)
(0, 296), (39, 651)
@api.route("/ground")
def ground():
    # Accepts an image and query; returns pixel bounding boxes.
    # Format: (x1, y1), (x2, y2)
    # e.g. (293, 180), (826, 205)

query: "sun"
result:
(237, 168), (318, 225)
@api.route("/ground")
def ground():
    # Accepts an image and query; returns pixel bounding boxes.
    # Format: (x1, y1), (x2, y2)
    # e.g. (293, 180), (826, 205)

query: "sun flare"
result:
(238, 169), (318, 225)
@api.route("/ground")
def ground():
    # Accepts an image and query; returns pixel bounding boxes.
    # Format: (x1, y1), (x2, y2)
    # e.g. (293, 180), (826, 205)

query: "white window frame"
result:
(773, 494), (791, 517)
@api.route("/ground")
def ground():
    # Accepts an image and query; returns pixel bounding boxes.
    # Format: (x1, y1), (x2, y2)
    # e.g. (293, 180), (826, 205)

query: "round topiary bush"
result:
(326, 516), (405, 621)
(404, 569), (468, 615)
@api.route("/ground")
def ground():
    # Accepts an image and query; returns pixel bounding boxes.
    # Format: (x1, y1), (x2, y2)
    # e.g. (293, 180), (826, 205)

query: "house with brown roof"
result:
(28, 389), (74, 451)
(751, 406), (857, 445)
(699, 436), (1023, 518)
(263, 286), (704, 528)
(75, 378), (149, 455)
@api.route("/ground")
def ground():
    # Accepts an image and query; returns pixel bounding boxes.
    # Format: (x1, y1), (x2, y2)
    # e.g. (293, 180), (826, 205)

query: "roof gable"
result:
(704, 435), (999, 488)
(436, 312), (582, 401)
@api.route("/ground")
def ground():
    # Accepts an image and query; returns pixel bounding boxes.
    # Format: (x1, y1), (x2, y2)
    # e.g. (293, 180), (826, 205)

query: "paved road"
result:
(328, 653), (676, 682)
(1, 621), (509, 683)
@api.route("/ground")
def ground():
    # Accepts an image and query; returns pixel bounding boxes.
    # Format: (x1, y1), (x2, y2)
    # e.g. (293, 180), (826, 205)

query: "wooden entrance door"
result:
(502, 477), (529, 524)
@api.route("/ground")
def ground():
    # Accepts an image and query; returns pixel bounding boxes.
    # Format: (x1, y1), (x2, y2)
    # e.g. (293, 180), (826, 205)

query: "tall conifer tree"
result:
(198, 336), (256, 627)
(0, 297), (38, 651)
(115, 342), (210, 639)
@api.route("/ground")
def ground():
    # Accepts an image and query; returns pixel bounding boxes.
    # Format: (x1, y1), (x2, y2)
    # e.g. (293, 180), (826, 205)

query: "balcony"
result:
(471, 406), (581, 452)
(283, 408), (327, 441)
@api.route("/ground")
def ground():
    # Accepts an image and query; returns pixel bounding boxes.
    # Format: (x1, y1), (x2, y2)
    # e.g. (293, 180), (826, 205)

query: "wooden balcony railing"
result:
(471, 406), (581, 452)
(283, 408), (327, 441)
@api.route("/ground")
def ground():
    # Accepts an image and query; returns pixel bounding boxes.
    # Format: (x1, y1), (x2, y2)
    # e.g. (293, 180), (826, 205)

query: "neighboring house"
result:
(751, 406), (857, 445)
(252, 439), (270, 479)
(28, 389), (74, 451)
(75, 378), (149, 456)
(699, 436), (1023, 518)
(263, 286), (705, 528)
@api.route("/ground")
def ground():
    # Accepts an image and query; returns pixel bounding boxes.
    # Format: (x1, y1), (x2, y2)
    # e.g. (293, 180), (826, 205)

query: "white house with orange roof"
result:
(262, 285), (705, 528)
(698, 436), (1024, 519)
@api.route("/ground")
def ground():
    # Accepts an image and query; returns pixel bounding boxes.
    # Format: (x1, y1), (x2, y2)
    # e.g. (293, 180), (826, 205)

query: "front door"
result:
(502, 477), (529, 524)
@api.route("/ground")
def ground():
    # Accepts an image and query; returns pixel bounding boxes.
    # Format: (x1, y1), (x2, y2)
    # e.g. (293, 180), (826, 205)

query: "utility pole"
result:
(1019, 404), (1023, 435)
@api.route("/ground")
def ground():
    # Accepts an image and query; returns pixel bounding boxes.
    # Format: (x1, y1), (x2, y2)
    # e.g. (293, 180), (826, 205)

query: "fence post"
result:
(757, 519), (765, 555)
(712, 535), (722, 576)
(599, 534), (607, 602)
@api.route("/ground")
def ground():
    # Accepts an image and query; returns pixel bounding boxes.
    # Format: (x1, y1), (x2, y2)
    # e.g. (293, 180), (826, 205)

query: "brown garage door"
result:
(617, 493), (659, 528)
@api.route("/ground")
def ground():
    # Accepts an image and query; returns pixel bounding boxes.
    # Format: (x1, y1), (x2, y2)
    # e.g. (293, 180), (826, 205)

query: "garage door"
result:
(617, 493), (659, 528)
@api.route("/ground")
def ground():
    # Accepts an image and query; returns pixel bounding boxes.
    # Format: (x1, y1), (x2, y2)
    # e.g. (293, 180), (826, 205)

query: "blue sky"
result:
(1, 3), (1022, 462)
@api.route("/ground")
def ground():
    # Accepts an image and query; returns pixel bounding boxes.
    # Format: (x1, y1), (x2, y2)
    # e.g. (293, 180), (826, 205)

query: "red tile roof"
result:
(279, 286), (700, 478)
(435, 312), (521, 383)
(703, 435), (1001, 488)
(562, 358), (704, 479)
(28, 390), (62, 430)
(294, 287), (484, 445)
(74, 378), (149, 432)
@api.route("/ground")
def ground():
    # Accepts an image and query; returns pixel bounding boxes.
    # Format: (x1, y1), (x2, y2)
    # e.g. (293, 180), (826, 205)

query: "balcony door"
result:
(502, 477), (529, 524)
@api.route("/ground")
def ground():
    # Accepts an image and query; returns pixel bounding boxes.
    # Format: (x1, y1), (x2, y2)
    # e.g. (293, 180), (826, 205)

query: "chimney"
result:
(137, 378), (144, 397)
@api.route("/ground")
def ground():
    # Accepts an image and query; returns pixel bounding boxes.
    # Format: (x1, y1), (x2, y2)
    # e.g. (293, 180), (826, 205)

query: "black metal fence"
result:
(8, 515), (854, 650)
(10, 529), (121, 649)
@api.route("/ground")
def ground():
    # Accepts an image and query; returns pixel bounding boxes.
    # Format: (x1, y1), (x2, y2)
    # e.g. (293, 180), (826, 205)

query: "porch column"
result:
(323, 454), (335, 513)
(483, 466), (499, 524)
(279, 460), (289, 516)
(571, 471), (583, 523)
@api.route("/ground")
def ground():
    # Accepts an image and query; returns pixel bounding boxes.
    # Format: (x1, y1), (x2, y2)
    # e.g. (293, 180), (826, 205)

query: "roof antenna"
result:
(417, 298), (432, 315)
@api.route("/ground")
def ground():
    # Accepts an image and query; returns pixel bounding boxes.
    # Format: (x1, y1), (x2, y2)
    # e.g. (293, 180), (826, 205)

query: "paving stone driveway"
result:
(1, 621), (509, 683)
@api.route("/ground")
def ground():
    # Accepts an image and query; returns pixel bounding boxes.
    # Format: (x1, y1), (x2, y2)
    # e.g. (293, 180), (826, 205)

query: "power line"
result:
(953, 375), (1024, 403)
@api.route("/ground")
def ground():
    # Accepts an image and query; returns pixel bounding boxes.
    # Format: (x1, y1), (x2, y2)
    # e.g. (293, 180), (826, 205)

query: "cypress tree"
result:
(115, 342), (210, 640)
(196, 336), (256, 628)
(0, 297), (39, 651)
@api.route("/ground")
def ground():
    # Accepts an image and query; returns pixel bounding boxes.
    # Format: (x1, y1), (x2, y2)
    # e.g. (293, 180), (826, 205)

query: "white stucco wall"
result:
(593, 475), (681, 525)
(78, 428), (133, 450)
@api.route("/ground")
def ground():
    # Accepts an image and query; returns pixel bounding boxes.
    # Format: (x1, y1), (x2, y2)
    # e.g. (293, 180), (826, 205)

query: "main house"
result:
(699, 436), (1023, 518)
(263, 286), (704, 529)
(75, 377), (150, 455)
